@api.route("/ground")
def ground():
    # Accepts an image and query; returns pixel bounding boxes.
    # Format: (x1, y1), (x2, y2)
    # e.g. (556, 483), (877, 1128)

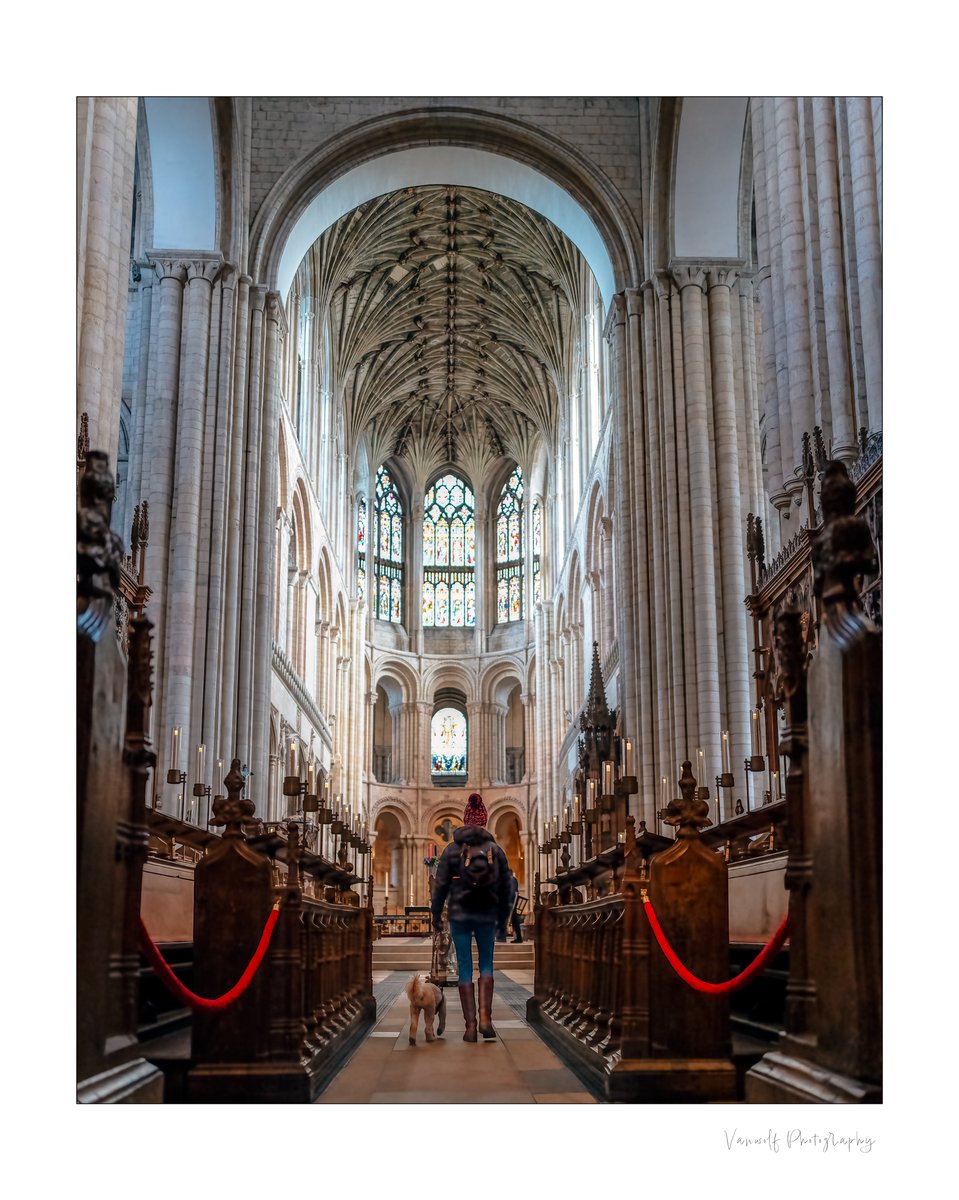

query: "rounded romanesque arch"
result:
(248, 107), (644, 306)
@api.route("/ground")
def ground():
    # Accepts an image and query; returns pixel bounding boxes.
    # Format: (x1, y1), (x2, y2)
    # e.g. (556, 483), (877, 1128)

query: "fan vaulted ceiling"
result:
(292, 185), (600, 488)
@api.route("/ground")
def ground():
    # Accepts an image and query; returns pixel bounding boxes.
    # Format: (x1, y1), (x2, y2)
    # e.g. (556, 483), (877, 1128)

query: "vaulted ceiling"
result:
(293, 185), (599, 489)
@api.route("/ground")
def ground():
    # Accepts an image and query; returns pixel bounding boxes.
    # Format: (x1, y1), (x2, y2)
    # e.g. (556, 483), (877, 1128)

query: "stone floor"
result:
(316, 969), (597, 1104)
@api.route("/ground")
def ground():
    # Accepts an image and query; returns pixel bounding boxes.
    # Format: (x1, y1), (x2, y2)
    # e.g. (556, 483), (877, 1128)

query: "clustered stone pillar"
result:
(750, 96), (882, 543)
(77, 96), (138, 455)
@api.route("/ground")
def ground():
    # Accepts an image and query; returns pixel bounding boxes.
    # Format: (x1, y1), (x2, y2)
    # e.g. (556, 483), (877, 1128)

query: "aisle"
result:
(316, 969), (597, 1104)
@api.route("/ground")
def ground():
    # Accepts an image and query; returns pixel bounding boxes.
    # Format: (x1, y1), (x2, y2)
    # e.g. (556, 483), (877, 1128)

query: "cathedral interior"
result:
(75, 91), (883, 1136)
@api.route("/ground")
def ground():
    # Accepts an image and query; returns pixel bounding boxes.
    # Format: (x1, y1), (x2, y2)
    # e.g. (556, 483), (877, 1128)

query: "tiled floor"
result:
(317, 971), (597, 1104)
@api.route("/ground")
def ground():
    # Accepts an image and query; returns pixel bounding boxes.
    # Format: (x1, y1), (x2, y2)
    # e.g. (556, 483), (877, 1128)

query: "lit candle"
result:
(721, 730), (730, 775)
(170, 725), (181, 770)
(696, 748), (706, 789)
(196, 743), (205, 785)
(307, 760), (315, 794)
(771, 770), (780, 802)
(623, 738), (633, 777)
(565, 802), (571, 827)
(289, 739), (297, 776)
(587, 778), (597, 808)
(574, 794), (581, 822)
(216, 757), (223, 789)
(661, 775), (668, 810)
(750, 709), (762, 758)
(603, 760), (614, 794)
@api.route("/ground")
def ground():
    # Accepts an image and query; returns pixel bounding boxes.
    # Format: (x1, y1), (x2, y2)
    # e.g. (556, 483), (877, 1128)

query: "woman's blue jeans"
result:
(450, 918), (495, 983)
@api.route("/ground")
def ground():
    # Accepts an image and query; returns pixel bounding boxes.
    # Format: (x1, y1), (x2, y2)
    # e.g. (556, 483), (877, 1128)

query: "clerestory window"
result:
(373, 467), (403, 623)
(496, 467), (524, 622)
(422, 473), (475, 627)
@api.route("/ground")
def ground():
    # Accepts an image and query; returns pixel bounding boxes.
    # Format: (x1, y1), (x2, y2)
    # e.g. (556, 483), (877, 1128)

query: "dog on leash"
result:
(405, 973), (446, 1045)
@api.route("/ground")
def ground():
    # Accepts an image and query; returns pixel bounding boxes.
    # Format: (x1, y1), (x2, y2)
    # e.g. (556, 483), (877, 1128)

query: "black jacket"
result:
(430, 825), (512, 931)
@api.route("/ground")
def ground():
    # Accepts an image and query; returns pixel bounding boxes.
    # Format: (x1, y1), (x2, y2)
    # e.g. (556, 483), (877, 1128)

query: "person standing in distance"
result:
(430, 793), (511, 1041)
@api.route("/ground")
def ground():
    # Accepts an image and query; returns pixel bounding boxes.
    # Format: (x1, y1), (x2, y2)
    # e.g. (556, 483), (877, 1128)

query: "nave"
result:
(320, 948), (595, 1105)
(77, 93), (882, 1110)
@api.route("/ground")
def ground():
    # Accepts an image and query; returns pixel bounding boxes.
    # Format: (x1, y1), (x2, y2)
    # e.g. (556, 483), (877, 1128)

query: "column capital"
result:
(668, 263), (709, 292)
(265, 290), (289, 337)
(146, 254), (187, 284)
(605, 293), (627, 334)
(706, 264), (741, 291)
(520, 691), (534, 706)
(183, 253), (224, 285)
(625, 287), (643, 320)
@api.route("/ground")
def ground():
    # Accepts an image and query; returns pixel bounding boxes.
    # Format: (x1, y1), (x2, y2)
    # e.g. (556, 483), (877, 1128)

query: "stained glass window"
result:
(431, 707), (468, 775)
(533, 500), (543, 605)
(423, 473), (475, 627)
(496, 467), (524, 622)
(356, 499), (367, 602)
(373, 467), (404, 623)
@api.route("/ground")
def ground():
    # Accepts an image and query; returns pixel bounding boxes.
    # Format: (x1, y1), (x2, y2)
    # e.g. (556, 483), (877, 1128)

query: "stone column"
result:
(846, 97), (883, 436)
(123, 264), (154, 537)
(235, 287), (267, 764)
(77, 97), (138, 454)
(251, 292), (286, 800)
(162, 256), (222, 773)
(707, 267), (750, 776)
(218, 275), (251, 761)
(675, 266), (721, 764)
(751, 99), (790, 524)
(473, 490), (487, 652)
(774, 96), (815, 496)
(143, 257), (186, 768)
(811, 99), (858, 463)
(520, 691), (534, 783)
(410, 496), (425, 654)
(467, 701), (485, 787)
(416, 701), (433, 786)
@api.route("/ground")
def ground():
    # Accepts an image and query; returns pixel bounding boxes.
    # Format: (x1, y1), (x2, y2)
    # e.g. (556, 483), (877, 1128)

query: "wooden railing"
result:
(188, 778), (374, 1103)
(529, 782), (737, 1103)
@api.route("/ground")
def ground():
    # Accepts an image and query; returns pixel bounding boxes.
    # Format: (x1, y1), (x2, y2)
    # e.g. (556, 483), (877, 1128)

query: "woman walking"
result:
(430, 793), (512, 1041)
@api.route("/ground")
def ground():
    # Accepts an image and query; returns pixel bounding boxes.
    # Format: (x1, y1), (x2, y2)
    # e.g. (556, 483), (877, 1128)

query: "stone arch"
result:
(480, 657), (525, 707)
(248, 107), (644, 306)
(372, 657), (420, 705)
(422, 660), (475, 704)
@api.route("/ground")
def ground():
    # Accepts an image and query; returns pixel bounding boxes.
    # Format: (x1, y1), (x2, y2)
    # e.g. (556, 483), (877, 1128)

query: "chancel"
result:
(77, 95), (881, 1104)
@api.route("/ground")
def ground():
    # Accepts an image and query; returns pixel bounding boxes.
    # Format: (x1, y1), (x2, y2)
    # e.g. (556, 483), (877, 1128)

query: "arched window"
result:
(423, 473), (475, 627)
(496, 467), (524, 623)
(373, 467), (403, 623)
(356, 497), (367, 603)
(532, 500), (543, 605)
(431, 707), (468, 777)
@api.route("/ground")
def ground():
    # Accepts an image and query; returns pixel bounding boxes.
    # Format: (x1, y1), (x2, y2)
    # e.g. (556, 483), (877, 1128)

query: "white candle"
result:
(661, 775), (669, 810)
(289, 739), (297, 776)
(751, 709), (762, 758)
(721, 730), (730, 775)
(170, 726), (181, 770)
(623, 738), (633, 777)
(772, 770), (780, 801)
(603, 760), (614, 794)
(196, 743), (205, 785)
(574, 794), (581, 822)
(307, 761), (315, 793)
(216, 757), (223, 788)
(696, 747), (706, 789)
(587, 778), (597, 808)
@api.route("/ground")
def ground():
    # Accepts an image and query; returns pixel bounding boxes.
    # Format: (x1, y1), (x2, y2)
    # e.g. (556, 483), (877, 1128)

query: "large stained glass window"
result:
(431, 707), (468, 776)
(532, 500), (543, 605)
(496, 468), (524, 622)
(423, 473), (475, 627)
(356, 498), (367, 603)
(374, 467), (403, 623)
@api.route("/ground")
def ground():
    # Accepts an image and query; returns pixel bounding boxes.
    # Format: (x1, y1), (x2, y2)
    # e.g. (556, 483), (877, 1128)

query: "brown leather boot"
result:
(478, 975), (497, 1039)
(458, 983), (477, 1042)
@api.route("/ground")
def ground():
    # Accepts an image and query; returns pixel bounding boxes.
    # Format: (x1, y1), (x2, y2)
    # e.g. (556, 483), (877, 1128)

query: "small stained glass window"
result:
(496, 468), (524, 623)
(423, 473), (475, 627)
(431, 707), (467, 775)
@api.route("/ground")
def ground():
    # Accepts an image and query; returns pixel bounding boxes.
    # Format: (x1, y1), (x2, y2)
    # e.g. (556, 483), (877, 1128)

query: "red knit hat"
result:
(464, 793), (488, 826)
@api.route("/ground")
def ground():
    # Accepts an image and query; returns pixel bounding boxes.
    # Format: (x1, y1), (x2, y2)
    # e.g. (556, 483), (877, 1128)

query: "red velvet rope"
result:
(642, 897), (789, 994)
(137, 904), (281, 1011)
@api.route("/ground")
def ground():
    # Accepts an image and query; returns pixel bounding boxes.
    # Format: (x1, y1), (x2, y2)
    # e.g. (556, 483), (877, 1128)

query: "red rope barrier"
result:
(642, 896), (789, 994)
(137, 902), (281, 1012)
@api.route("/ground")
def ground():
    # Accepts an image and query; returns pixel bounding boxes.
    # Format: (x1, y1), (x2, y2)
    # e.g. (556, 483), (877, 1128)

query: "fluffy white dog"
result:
(405, 973), (446, 1045)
